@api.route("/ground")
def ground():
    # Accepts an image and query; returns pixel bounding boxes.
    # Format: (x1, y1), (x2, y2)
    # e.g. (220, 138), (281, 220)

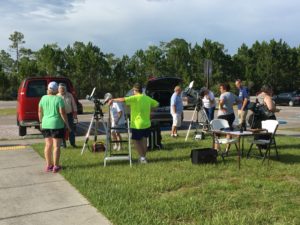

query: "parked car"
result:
(17, 76), (83, 136)
(181, 88), (199, 109)
(273, 91), (300, 106)
(125, 77), (183, 125)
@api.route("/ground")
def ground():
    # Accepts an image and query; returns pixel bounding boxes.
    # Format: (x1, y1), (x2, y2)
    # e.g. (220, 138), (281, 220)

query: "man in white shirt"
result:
(57, 83), (77, 148)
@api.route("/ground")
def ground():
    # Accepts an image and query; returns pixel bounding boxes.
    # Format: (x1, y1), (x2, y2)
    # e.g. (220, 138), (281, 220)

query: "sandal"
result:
(44, 165), (53, 172)
(53, 166), (62, 173)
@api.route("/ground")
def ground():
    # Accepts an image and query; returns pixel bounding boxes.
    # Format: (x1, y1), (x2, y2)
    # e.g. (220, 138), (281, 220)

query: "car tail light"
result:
(20, 87), (26, 95)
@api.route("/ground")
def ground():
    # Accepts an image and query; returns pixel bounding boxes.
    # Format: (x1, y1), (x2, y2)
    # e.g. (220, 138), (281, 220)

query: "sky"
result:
(1, 0), (300, 57)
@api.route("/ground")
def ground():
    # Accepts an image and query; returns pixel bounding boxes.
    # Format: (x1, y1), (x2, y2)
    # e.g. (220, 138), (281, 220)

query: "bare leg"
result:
(141, 137), (147, 156)
(116, 132), (122, 149)
(134, 139), (147, 158)
(44, 138), (53, 166)
(53, 138), (61, 166)
(111, 131), (117, 142)
(171, 126), (177, 135)
(111, 131), (118, 149)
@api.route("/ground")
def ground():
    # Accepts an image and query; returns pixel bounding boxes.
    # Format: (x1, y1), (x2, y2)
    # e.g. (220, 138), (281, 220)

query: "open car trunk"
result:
(146, 77), (182, 107)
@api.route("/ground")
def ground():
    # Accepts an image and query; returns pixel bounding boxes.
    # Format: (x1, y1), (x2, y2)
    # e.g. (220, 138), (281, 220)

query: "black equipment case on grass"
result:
(191, 148), (218, 164)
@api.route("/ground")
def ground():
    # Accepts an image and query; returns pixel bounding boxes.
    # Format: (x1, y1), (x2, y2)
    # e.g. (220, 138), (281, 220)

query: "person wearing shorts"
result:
(108, 83), (158, 163)
(108, 94), (126, 151)
(38, 81), (70, 173)
(170, 86), (183, 137)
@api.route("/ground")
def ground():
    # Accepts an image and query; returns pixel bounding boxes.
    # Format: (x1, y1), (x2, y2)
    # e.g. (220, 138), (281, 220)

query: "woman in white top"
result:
(202, 88), (216, 121)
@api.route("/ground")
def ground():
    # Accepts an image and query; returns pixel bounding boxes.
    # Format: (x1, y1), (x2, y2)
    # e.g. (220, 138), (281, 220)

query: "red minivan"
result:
(17, 77), (83, 136)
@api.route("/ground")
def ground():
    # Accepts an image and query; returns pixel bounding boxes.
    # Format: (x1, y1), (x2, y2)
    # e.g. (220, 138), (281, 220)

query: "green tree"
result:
(9, 31), (25, 73)
(161, 38), (191, 83)
(35, 43), (64, 76)
(63, 42), (110, 98)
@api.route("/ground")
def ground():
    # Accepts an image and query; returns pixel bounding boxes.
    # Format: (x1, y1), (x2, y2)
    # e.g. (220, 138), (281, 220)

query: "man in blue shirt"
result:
(235, 79), (249, 130)
(170, 86), (183, 137)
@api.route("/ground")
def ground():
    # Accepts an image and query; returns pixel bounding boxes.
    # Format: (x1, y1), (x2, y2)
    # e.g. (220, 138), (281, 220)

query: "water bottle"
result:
(240, 125), (244, 133)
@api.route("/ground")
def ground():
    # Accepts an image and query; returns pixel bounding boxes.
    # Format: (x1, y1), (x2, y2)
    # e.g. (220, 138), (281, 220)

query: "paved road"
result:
(0, 101), (299, 145)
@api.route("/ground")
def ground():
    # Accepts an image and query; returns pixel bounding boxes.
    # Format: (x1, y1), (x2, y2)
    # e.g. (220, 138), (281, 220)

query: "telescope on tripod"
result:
(185, 81), (211, 141)
(81, 88), (112, 155)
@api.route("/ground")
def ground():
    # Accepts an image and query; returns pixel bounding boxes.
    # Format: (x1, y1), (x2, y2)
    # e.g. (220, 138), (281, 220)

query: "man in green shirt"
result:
(108, 83), (159, 163)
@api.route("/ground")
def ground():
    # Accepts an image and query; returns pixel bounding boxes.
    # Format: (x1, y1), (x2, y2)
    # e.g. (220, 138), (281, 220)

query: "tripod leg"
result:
(94, 119), (98, 142)
(81, 115), (95, 155)
(185, 106), (197, 142)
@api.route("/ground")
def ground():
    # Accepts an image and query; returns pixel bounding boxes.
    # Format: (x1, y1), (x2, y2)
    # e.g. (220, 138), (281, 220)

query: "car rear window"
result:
(26, 80), (47, 97)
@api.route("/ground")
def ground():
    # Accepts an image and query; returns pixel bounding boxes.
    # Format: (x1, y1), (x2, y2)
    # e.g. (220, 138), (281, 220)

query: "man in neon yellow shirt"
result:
(108, 83), (158, 163)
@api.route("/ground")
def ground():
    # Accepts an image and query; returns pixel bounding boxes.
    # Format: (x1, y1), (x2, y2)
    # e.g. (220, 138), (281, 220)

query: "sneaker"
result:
(174, 134), (178, 137)
(45, 165), (53, 172)
(53, 166), (62, 173)
(139, 157), (148, 164)
(70, 144), (78, 148)
(113, 144), (117, 150)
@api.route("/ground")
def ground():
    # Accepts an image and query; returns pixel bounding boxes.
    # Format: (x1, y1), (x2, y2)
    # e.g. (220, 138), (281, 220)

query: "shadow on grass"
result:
(247, 150), (300, 164)
(63, 162), (102, 170)
(276, 154), (300, 164)
(277, 143), (300, 150)
(149, 155), (191, 163)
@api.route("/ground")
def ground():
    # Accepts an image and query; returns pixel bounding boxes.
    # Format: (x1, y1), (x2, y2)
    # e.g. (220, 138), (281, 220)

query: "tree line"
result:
(1, 31), (299, 100)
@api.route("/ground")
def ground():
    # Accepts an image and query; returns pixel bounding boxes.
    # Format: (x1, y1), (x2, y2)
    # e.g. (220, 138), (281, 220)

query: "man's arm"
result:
(241, 98), (248, 111)
(172, 105), (176, 114)
(70, 93), (78, 118)
(59, 107), (71, 130)
(108, 97), (125, 105)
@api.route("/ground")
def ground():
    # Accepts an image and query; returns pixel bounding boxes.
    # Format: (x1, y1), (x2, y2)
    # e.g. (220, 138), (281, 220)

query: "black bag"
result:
(191, 148), (218, 164)
(259, 105), (275, 119)
(147, 124), (162, 150)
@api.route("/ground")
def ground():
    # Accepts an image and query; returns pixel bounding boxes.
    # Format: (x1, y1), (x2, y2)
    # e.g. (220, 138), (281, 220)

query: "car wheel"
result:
(19, 126), (27, 136)
(289, 100), (294, 107)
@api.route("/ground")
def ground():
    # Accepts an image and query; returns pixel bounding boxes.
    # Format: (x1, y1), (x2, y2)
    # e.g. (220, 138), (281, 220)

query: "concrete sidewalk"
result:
(0, 147), (111, 225)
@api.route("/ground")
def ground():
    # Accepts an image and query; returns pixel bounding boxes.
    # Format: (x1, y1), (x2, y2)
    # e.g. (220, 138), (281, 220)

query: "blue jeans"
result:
(63, 113), (76, 146)
(204, 107), (215, 121)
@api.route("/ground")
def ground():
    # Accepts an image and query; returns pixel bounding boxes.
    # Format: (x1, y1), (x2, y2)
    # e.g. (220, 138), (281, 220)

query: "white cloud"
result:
(1, 0), (300, 56)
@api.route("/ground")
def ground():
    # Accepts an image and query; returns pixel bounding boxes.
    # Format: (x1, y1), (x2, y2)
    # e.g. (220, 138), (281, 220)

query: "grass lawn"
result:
(33, 134), (300, 225)
(0, 108), (16, 116)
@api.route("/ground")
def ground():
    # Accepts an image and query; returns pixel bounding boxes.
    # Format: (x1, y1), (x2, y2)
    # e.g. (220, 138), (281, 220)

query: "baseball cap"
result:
(48, 81), (58, 91)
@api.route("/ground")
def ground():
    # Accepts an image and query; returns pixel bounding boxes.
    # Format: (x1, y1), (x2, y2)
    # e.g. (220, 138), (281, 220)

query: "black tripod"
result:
(81, 100), (108, 155)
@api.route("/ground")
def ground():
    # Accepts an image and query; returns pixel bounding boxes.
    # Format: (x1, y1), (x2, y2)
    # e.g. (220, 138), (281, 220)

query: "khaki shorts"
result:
(172, 113), (182, 127)
(238, 110), (248, 125)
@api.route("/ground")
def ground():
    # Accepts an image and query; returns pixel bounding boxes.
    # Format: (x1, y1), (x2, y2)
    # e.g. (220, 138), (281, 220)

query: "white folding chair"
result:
(247, 120), (279, 163)
(210, 119), (239, 158)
